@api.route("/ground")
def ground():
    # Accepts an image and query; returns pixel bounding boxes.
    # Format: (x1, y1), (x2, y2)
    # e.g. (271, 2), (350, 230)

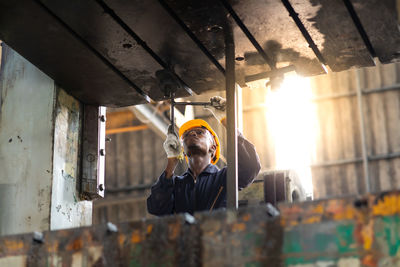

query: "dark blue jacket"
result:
(147, 132), (261, 215)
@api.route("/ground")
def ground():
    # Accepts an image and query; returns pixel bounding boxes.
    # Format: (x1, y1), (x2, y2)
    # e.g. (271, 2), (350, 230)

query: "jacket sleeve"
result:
(147, 172), (175, 216)
(237, 131), (261, 190)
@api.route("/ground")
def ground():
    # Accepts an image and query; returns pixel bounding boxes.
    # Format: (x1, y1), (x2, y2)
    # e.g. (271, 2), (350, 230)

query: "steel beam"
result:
(225, 21), (238, 209)
(81, 105), (106, 199)
(355, 69), (370, 193)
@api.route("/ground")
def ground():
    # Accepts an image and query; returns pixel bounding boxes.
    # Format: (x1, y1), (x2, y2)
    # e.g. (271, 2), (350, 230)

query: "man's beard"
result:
(186, 144), (207, 157)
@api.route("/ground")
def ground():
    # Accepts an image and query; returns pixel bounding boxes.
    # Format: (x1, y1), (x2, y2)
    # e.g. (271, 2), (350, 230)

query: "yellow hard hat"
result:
(179, 119), (220, 164)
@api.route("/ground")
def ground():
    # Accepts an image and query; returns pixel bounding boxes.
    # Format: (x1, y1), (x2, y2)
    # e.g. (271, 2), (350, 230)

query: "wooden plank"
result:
(350, 0), (400, 64)
(291, 0), (375, 72)
(115, 133), (129, 197)
(141, 129), (154, 185)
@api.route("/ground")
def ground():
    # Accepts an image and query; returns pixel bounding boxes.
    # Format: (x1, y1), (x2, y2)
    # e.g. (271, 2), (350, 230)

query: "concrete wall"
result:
(0, 44), (56, 235)
(0, 44), (91, 235)
(50, 88), (92, 230)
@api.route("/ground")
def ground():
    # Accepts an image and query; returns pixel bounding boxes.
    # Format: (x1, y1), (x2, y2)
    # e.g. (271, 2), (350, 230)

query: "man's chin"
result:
(186, 145), (206, 157)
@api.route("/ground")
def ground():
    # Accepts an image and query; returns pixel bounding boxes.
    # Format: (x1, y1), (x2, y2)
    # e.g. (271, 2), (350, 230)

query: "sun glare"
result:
(265, 74), (317, 196)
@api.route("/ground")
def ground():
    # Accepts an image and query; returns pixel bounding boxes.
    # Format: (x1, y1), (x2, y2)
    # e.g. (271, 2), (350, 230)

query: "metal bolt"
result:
(107, 222), (118, 233)
(33, 231), (44, 243)
(106, 137), (112, 142)
(99, 184), (104, 191)
(184, 212), (196, 224)
(100, 115), (106, 122)
(100, 149), (105, 156)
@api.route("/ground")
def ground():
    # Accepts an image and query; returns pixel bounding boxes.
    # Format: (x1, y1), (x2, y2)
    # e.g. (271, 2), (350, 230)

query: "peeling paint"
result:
(2, 192), (400, 266)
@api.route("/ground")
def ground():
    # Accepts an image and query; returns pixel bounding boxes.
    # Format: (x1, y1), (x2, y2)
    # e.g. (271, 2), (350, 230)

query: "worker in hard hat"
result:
(147, 96), (261, 215)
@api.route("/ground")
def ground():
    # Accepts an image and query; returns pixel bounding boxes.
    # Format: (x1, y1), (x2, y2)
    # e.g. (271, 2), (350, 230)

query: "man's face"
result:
(181, 127), (216, 159)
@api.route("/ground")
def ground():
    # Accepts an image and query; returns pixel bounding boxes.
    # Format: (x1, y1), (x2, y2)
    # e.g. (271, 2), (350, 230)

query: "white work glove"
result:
(205, 96), (226, 123)
(163, 125), (183, 158)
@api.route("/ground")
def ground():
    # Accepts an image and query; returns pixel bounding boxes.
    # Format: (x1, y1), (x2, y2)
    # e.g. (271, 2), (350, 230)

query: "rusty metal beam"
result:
(2, 191), (400, 265)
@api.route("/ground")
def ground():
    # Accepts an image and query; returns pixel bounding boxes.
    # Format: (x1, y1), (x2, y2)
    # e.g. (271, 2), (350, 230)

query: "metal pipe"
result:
(106, 125), (149, 135)
(173, 101), (212, 106)
(242, 83), (400, 113)
(33, 0), (151, 102)
(170, 95), (175, 126)
(310, 151), (400, 168)
(157, 0), (225, 75)
(363, 83), (400, 94)
(356, 69), (370, 193)
(218, 0), (276, 69)
(245, 65), (295, 84)
(129, 104), (169, 139)
(311, 157), (362, 168)
(224, 21), (238, 209)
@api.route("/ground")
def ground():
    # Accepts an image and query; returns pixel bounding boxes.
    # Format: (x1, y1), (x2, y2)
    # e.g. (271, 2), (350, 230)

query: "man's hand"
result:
(206, 96), (226, 123)
(163, 125), (182, 158)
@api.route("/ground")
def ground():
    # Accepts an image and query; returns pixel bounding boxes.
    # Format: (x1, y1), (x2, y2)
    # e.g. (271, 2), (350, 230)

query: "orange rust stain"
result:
(373, 195), (400, 216)
(169, 223), (180, 240)
(131, 231), (141, 244)
(361, 221), (374, 251)
(311, 204), (324, 214)
(242, 214), (251, 222)
(333, 205), (355, 221)
(47, 241), (59, 253)
(66, 239), (83, 251)
(362, 254), (377, 267)
(118, 234), (126, 247)
(147, 224), (153, 234)
(281, 205), (303, 216)
(231, 223), (246, 232)
(4, 240), (24, 251)
(304, 215), (321, 224)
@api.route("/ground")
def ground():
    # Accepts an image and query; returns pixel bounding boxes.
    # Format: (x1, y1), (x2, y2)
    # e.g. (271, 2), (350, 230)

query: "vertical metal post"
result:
(225, 21), (238, 209)
(355, 69), (370, 193)
(81, 105), (106, 199)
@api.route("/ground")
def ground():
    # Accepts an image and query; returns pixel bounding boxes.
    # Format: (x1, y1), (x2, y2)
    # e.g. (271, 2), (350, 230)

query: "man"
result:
(147, 96), (261, 215)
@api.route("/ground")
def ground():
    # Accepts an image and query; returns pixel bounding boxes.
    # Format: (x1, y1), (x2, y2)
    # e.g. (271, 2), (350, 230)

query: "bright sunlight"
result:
(265, 74), (317, 196)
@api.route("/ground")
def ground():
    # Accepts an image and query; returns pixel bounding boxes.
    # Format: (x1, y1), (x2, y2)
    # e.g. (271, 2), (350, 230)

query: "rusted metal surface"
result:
(0, 0), (149, 107)
(3, 191), (400, 266)
(231, 0), (326, 78)
(1, 0), (399, 107)
(50, 87), (92, 230)
(350, 0), (400, 64)
(38, 0), (196, 98)
(290, 0), (376, 72)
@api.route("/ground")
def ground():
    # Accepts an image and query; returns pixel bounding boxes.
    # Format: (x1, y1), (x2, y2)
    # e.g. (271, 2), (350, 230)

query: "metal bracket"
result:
(81, 105), (106, 199)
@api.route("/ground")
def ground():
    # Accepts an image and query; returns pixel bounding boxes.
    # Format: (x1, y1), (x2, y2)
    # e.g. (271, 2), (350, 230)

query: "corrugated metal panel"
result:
(310, 62), (400, 198)
(98, 61), (400, 221)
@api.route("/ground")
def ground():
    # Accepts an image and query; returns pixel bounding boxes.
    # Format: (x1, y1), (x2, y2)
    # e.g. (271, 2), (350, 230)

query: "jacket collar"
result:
(187, 164), (219, 177)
